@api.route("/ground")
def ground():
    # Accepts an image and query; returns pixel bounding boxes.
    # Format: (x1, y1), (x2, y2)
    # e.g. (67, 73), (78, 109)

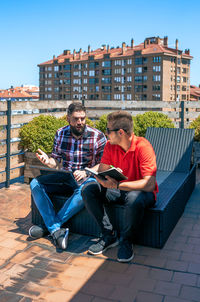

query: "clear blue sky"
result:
(0, 0), (199, 90)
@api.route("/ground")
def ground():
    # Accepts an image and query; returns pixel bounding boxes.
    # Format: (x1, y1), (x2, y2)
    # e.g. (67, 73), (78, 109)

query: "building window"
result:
(73, 79), (81, 84)
(102, 61), (111, 67)
(177, 76), (181, 83)
(114, 94), (121, 100)
(64, 72), (70, 78)
(115, 68), (121, 74)
(89, 70), (95, 77)
(102, 77), (111, 84)
(83, 79), (87, 84)
(127, 67), (132, 73)
(153, 75), (160, 82)
(127, 94), (132, 100)
(153, 65), (161, 72)
(73, 71), (81, 76)
(102, 94), (111, 100)
(114, 60), (121, 66)
(152, 85), (160, 91)
(135, 76), (143, 82)
(135, 67), (142, 74)
(102, 69), (111, 75)
(102, 86), (111, 92)
(135, 85), (143, 92)
(63, 64), (70, 70)
(153, 56), (161, 63)
(127, 59), (132, 65)
(63, 79), (70, 85)
(83, 70), (87, 76)
(54, 66), (59, 71)
(114, 77), (121, 83)
(127, 76), (132, 82)
(135, 57), (143, 65)
(114, 85), (121, 91)
(152, 94), (161, 100)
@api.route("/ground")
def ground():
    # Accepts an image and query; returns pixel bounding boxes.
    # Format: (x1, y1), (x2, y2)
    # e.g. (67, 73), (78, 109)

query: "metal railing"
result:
(1, 98), (200, 187)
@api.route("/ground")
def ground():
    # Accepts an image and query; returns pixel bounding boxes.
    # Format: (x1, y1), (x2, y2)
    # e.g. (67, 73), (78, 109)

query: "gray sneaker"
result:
(88, 232), (118, 255)
(29, 225), (49, 239)
(52, 228), (69, 250)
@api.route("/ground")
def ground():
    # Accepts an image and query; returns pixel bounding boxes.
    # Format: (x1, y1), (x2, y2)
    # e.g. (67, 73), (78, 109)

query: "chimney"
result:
(107, 45), (110, 53)
(79, 48), (82, 59)
(53, 55), (55, 60)
(102, 44), (106, 51)
(122, 42), (126, 54)
(144, 39), (147, 48)
(88, 45), (91, 54)
(185, 49), (190, 55)
(164, 36), (168, 46)
(131, 38), (134, 48)
(175, 39), (178, 50)
(63, 49), (71, 55)
(73, 49), (76, 59)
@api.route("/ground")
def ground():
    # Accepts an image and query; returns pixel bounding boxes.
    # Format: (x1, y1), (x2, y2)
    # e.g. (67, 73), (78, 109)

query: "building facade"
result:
(38, 36), (192, 102)
(190, 85), (200, 101)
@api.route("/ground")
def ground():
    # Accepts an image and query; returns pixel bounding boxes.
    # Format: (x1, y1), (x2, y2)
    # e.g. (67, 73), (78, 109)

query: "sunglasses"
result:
(106, 128), (120, 134)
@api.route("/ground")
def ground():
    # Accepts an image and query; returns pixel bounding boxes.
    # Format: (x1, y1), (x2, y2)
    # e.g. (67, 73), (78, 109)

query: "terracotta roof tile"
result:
(38, 38), (192, 66)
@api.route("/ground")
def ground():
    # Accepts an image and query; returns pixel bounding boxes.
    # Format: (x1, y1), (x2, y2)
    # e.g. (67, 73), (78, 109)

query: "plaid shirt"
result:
(51, 125), (107, 171)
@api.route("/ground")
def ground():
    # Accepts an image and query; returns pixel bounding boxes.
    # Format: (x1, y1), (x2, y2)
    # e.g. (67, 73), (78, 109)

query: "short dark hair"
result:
(67, 102), (86, 116)
(107, 111), (133, 135)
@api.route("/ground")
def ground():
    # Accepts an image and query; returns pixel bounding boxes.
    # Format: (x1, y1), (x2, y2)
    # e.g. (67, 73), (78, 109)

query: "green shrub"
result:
(95, 114), (107, 133)
(19, 115), (68, 153)
(189, 116), (200, 141)
(133, 111), (174, 137)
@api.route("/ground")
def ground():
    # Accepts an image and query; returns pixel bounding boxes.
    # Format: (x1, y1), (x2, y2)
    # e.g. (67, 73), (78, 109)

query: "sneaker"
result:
(88, 232), (118, 255)
(29, 225), (49, 239)
(117, 240), (134, 263)
(52, 228), (69, 250)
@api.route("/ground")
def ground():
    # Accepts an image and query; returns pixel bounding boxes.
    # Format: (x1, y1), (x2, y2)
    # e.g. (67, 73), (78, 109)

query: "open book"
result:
(85, 167), (127, 181)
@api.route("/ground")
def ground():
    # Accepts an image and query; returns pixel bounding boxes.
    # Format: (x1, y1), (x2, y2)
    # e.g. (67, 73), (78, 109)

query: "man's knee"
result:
(30, 178), (39, 191)
(125, 191), (146, 209)
(81, 181), (101, 200)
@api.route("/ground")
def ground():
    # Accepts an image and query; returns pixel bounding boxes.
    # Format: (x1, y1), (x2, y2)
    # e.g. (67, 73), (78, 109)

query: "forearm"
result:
(118, 177), (156, 192)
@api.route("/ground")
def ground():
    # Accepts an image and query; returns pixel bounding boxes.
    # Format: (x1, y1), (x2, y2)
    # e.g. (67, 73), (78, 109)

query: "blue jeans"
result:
(30, 172), (96, 234)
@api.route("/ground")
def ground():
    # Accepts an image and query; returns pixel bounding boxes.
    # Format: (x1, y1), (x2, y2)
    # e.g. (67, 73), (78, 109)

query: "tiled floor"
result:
(0, 170), (200, 301)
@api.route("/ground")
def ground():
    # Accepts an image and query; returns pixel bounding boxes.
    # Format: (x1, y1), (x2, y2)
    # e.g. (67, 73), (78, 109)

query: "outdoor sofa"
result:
(31, 127), (196, 248)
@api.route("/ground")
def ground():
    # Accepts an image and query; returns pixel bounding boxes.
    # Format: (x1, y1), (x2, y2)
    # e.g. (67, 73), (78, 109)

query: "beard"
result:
(70, 124), (86, 137)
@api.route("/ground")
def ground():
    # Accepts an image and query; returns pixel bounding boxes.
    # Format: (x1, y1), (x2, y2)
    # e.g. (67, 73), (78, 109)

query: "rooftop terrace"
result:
(0, 169), (200, 301)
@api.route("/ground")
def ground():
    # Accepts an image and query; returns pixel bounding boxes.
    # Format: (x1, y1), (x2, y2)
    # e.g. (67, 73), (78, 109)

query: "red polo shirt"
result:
(101, 134), (158, 198)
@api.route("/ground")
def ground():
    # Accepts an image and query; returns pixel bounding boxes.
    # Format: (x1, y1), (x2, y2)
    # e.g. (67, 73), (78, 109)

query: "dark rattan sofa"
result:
(31, 127), (196, 248)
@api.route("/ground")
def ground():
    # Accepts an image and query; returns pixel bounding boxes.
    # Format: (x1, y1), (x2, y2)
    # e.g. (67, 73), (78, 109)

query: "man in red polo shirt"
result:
(82, 111), (158, 262)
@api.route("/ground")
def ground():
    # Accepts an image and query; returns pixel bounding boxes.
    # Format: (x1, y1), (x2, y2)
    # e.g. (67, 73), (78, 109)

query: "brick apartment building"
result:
(38, 36), (192, 102)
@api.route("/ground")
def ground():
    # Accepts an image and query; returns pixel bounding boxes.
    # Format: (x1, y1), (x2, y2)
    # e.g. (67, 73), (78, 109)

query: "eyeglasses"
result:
(106, 128), (120, 134)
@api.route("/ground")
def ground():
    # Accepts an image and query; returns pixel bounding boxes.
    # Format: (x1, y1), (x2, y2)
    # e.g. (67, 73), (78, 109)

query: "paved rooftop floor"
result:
(1, 170), (200, 302)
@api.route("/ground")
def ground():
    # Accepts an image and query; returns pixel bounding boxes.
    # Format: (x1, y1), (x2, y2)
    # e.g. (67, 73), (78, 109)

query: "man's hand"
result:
(95, 175), (118, 189)
(36, 149), (50, 166)
(73, 170), (87, 182)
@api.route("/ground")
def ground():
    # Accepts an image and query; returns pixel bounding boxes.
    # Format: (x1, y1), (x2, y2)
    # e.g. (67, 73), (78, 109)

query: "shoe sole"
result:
(117, 253), (134, 263)
(61, 228), (69, 250)
(88, 240), (119, 255)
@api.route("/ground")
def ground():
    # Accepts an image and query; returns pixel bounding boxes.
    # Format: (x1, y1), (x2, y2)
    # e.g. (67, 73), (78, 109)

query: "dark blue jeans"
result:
(82, 182), (156, 242)
(30, 172), (97, 234)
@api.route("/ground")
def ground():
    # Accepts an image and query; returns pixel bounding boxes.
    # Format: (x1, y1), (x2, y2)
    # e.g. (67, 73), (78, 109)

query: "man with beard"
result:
(29, 102), (106, 250)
